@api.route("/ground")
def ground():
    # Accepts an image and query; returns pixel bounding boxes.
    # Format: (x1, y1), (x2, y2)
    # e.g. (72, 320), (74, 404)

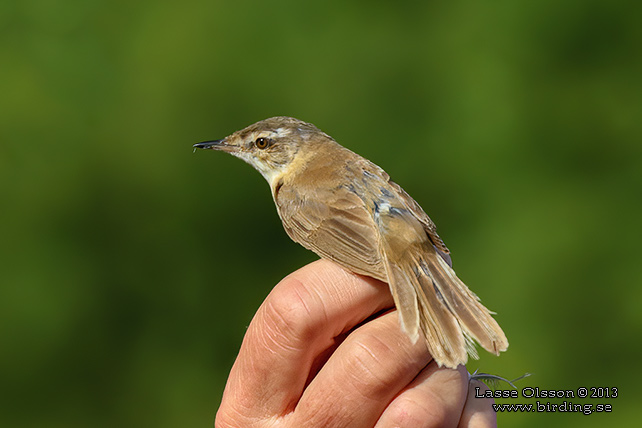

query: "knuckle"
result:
(260, 275), (323, 344)
(215, 397), (267, 428)
(214, 407), (245, 428)
(214, 411), (235, 428)
(342, 336), (396, 391)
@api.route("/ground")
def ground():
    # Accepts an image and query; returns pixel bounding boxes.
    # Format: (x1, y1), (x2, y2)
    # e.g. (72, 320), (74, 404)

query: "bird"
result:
(194, 116), (508, 368)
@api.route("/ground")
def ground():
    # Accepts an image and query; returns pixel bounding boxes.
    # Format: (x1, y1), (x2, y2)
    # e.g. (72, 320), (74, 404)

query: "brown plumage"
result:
(194, 116), (508, 368)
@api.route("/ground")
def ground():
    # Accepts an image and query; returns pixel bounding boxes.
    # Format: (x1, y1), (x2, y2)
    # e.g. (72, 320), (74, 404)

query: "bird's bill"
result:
(193, 139), (235, 152)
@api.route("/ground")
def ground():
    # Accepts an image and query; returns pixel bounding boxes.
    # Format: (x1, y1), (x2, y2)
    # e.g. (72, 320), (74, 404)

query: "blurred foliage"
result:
(1, 0), (641, 426)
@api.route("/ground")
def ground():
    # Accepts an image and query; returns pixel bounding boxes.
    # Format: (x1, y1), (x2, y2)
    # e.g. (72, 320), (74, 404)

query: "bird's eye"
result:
(255, 137), (270, 149)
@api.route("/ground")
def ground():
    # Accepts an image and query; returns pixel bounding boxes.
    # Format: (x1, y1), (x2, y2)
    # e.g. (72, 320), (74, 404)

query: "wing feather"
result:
(387, 180), (451, 256)
(275, 184), (386, 281)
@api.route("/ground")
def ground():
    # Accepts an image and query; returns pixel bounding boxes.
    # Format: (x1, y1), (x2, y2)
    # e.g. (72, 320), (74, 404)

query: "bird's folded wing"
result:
(275, 184), (386, 281)
(348, 157), (451, 256)
(387, 179), (451, 256)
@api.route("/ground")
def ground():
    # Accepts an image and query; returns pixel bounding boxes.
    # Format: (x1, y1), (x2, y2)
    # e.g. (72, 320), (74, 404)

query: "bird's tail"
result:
(382, 241), (508, 369)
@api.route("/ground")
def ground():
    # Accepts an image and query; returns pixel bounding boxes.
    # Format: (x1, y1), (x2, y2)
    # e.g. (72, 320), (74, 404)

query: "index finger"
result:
(218, 259), (394, 421)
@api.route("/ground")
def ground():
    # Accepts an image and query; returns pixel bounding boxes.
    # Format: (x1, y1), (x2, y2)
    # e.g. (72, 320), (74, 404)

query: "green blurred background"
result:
(1, 0), (640, 426)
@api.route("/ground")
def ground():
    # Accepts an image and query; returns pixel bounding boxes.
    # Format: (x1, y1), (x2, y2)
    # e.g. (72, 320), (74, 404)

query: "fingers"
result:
(376, 364), (468, 428)
(216, 258), (493, 428)
(289, 311), (435, 428)
(458, 380), (497, 428)
(217, 259), (393, 425)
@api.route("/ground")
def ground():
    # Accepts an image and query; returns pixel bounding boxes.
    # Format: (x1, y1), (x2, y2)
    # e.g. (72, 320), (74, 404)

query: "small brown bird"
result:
(194, 116), (508, 368)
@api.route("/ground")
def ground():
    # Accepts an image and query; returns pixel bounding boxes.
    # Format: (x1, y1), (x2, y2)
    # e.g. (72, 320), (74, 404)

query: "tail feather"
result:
(412, 258), (469, 366)
(376, 206), (507, 368)
(382, 242), (508, 368)
(384, 254), (468, 367)
(427, 252), (508, 356)
(383, 256), (421, 342)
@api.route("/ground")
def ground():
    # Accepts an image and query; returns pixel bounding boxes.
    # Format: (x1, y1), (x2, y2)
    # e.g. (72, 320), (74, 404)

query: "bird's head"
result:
(194, 116), (332, 186)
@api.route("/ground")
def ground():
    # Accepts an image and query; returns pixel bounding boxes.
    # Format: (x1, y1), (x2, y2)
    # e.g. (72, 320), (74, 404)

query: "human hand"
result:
(216, 259), (497, 427)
